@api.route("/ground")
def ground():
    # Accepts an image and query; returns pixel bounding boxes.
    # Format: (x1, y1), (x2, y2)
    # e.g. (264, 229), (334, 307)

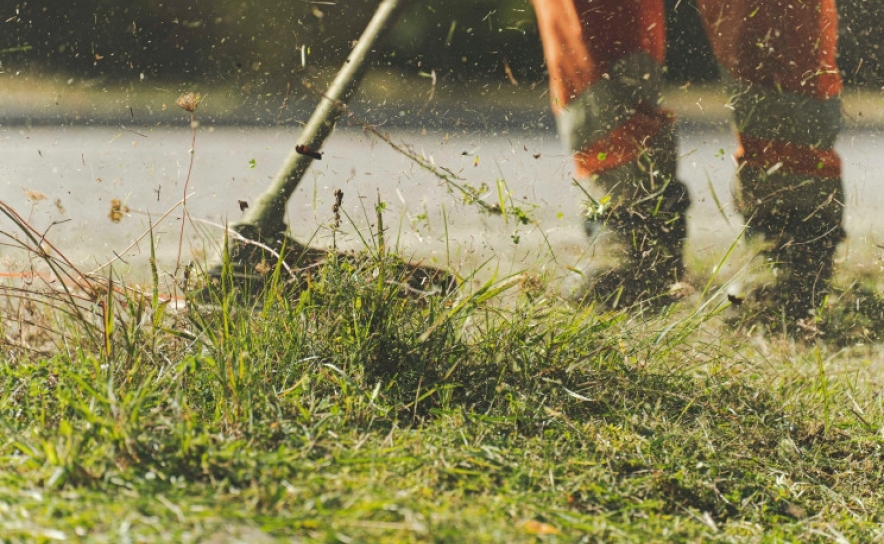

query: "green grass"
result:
(2, 213), (884, 543)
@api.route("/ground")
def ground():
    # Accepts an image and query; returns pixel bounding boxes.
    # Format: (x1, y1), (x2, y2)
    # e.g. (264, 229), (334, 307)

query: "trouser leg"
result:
(698, 0), (844, 319)
(532, 0), (690, 306)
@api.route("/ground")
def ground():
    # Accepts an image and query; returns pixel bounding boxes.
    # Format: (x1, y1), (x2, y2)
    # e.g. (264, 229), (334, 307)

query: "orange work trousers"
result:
(531, 0), (842, 181)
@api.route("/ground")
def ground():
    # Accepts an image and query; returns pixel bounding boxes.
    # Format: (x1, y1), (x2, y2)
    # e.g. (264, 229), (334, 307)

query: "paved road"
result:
(1, 124), (882, 287)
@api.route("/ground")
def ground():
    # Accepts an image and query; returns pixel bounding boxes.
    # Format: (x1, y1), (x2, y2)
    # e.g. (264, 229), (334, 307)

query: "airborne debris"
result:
(109, 199), (129, 223)
(254, 259), (271, 275)
(295, 144), (323, 160)
(503, 58), (519, 86)
(22, 188), (47, 202)
(176, 92), (201, 113)
(332, 188), (343, 229)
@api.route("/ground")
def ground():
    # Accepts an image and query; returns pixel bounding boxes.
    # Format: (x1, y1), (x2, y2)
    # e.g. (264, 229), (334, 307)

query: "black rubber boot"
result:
(579, 177), (690, 309)
(575, 124), (691, 310)
(737, 166), (845, 324)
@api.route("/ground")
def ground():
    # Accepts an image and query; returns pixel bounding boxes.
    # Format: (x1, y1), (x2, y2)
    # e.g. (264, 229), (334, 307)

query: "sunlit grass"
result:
(1, 200), (883, 542)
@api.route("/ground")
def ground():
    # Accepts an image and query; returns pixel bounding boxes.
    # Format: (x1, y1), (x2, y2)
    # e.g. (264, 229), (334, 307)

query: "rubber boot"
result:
(737, 166), (845, 323)
(577, 131), (691, 309)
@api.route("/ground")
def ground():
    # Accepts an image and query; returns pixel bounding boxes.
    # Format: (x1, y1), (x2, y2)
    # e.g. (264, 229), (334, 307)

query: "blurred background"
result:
(0, 0), (884, 92)
(4, 0), (883, 90)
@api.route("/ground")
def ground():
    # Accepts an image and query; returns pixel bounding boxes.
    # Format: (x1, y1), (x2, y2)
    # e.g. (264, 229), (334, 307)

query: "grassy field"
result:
(1, 193), (884, 544)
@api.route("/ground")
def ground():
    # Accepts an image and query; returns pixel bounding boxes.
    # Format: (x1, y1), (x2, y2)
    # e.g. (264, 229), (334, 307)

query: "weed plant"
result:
(1, 199), (883, 543)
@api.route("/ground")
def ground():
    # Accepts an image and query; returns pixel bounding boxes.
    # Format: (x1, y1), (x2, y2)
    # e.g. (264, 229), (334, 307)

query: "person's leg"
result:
(698, 0), (844, 320)
(532, 0), (690, 307)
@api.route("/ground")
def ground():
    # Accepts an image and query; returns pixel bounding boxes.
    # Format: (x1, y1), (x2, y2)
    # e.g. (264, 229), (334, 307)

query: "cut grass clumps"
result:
(1, 232), (884, 541)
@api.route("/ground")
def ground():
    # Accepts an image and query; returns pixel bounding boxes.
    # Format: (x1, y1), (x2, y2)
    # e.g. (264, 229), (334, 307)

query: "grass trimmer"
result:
(201, 0), (455, 298)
